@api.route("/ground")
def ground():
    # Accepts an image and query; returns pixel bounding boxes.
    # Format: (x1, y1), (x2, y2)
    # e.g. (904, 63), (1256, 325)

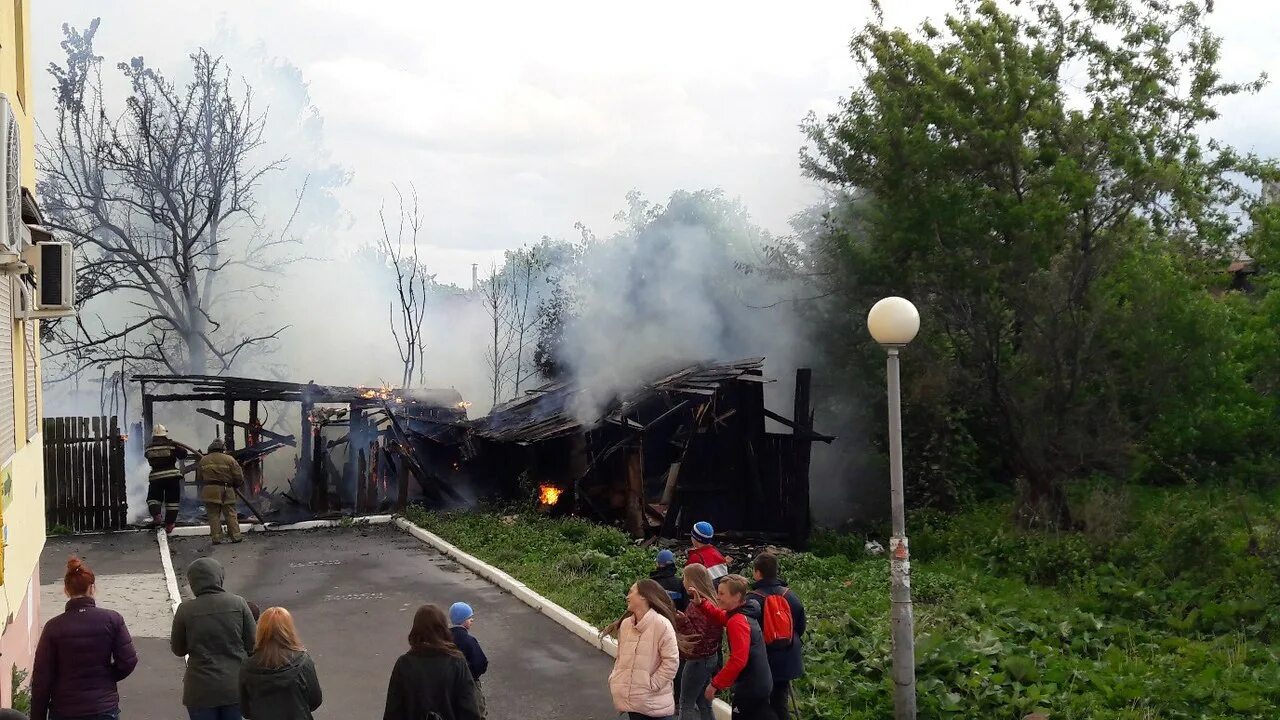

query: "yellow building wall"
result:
(0, 0), (43, 638)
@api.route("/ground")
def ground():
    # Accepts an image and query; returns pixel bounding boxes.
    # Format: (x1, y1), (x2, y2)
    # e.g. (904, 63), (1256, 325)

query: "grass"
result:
(405, 484), (1280, 719)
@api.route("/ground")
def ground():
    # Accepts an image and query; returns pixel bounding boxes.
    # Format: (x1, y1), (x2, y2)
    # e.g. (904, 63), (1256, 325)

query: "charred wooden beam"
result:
(792, 368), (813, 548)
(624, 442), (645, 539)
(762, 408), (835, 443)
(195, 408), (297, 446)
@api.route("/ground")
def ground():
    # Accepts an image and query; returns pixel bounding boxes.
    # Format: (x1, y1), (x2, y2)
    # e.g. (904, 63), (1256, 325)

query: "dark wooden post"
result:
(396, 455), (410, 510)
(792, 368), (813, 548)
(223, 399), (236, 451)
(312, 422), (327, 513)
(368, 440), (380, 510)
(624, 441), (645, 539)
(141, 387), (154, 442)
(247, 400), (262, 495)
(299, 401), (314, 501)
(356, 447), (367, 514)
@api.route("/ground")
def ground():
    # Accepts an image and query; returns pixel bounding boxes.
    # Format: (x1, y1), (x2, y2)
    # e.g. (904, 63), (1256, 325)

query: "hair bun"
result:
(66, 556), (84, 573)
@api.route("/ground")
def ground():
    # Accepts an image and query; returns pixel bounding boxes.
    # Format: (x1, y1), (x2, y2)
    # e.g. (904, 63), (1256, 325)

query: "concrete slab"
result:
(41, 532), (166, 576)
(167, 525), (618, 719)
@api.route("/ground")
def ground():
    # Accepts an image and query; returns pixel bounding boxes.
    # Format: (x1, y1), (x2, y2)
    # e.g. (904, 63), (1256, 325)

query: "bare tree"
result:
(378, 185), (431, 388)
(38, 19), (302, 380)
(505, 245), (546, 394)
(479, 262), (515, 407)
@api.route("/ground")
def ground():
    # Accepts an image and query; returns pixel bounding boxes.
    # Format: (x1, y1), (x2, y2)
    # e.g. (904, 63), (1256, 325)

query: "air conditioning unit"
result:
(20, 240), (75, 317)
(0, 94), (21, 256)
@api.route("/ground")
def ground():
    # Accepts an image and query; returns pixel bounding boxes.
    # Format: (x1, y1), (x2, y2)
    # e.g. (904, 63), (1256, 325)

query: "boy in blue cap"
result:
(650, 548), (687, 611)
(687, 521), (730, 582)
(449, 601), (489, 682)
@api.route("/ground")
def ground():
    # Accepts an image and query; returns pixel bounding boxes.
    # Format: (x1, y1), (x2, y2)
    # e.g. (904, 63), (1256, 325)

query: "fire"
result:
(538, 485), (563, 506)
(457, 401), (473, 410)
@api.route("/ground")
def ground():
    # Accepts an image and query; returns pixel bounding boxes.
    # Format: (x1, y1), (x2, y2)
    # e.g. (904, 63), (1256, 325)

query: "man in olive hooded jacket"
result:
(172, 557), (257, 720)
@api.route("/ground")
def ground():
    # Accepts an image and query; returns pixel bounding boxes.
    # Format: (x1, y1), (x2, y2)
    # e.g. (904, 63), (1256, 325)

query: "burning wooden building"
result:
(409, 358), (831, 546)
(134, 358), (829, 546)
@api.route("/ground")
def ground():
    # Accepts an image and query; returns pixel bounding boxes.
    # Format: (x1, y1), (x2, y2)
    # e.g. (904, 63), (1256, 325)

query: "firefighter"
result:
(144, 425), (198, 534)
(196, 438), (245, 544)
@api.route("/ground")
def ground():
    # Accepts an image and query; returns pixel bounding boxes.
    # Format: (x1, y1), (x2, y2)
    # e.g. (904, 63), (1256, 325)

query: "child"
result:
(449, 601), (488, 716)
(650, 549), (687, 611)
(687, 521), (730, 582)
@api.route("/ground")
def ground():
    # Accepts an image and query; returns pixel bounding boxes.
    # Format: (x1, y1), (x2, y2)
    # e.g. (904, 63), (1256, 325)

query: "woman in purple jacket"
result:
(31, 556), (138, 720)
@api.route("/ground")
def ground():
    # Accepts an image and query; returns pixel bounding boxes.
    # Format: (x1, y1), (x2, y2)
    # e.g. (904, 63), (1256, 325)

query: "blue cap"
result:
(692, 521), (714, 542)
(449, 602), (474, 626)
(656, 549), (675, 565)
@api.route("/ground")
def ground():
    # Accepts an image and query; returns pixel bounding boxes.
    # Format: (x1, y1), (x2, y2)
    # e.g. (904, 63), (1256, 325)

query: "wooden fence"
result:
(43, 416), (128, 533)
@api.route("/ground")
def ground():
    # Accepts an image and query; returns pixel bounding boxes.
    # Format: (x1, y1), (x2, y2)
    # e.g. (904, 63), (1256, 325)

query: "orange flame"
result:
(538, 485), (563, 506)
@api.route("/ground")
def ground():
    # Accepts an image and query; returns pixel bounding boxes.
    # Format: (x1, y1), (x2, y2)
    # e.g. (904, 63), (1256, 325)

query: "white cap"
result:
(152, 424), (169, 438)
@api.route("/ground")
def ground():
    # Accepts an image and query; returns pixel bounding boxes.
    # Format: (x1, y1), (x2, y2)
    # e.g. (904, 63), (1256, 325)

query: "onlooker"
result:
(689, 574), (775, 720)
(172, 557), (257, 720)
(239, 607), (322, 720)
(605, 579), (688, 720)
(650, 550), (687, 611)
(145, 424), (194, 534)
(675, 564), (723, 720)
(32, 556), (138, 720)
(383, 605), (482, 720)
(750, 552), (806, 719)
(686, 522), (729, 582)
(448, 602), (488, 717)
(197, 438), (245, 544)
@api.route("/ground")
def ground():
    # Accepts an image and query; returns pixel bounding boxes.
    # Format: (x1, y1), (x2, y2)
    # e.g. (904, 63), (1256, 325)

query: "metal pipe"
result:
(886, 347), (916, 719)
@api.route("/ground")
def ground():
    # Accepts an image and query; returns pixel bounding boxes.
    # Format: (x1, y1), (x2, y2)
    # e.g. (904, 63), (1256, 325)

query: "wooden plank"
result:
(80, 417), (91, 532)
(68, 418), (79, 532)
(98, 415), (109, 531)
(56, 417), (68, 531)
(91, 416), (101, 531)
(110, 416), (125, 530)
(43, 417), (57, 529)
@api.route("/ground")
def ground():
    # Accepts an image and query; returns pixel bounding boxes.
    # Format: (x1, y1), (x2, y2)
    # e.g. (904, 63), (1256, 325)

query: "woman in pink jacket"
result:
(605, 579), (691, 720)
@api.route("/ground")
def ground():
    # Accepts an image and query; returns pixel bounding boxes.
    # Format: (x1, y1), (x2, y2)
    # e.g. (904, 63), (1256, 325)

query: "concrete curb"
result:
(167, 514), (395, 537)
(394, 517), (733, 720)
(155, 528), (183, 615)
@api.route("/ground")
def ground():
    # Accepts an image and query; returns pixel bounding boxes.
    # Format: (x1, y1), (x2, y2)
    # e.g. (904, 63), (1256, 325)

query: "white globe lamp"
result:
(867, 296), (920, 347)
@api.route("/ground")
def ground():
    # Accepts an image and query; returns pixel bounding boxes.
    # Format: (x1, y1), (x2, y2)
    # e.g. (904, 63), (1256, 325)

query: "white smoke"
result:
(561, 190), (808, 423)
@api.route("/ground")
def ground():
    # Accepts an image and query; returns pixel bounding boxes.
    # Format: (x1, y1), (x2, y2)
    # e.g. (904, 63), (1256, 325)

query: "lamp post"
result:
(867, 296), (919, 720)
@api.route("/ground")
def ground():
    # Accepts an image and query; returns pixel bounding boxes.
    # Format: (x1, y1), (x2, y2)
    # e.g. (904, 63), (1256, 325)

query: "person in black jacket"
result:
(649, 549), (687, 611)
(750, 552), (806, 719)
(449, 602), (488, 717)
(239, 607), (322, 720)
(384, 604), (482, 720)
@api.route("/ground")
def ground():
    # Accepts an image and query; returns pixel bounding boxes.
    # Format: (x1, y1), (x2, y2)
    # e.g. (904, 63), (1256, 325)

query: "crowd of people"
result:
(609, 521), (807, 720)
(22, 519), (802, 720)
(26, 555), (490, 720)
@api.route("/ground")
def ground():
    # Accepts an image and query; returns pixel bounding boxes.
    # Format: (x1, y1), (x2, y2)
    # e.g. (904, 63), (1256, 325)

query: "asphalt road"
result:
(41, 532), (185, 720)
(168, 524), (618, 719)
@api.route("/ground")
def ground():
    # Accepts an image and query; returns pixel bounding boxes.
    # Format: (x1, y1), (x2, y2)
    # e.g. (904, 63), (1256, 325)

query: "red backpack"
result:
(752, 588), (794, 650)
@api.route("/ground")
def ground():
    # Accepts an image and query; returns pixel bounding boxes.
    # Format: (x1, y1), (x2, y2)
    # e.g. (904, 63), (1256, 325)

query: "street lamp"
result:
(867, 296), (919, 720)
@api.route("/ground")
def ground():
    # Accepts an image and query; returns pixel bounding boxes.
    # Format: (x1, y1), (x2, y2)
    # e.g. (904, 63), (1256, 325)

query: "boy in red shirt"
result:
(687, 521), (730, 582)
(689, 574), (777, 720)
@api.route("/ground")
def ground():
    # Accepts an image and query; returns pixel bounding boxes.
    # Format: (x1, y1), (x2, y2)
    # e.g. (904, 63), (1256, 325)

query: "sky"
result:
(30, 1), (1280, 287)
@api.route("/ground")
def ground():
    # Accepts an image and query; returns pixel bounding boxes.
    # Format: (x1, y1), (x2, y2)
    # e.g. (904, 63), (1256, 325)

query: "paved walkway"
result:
(41, 533), (185, 720)
(40, 525), (617, 719)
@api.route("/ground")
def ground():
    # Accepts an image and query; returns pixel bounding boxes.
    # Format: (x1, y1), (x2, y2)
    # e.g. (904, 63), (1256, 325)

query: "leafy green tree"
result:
(801, 0), (1271, 524)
